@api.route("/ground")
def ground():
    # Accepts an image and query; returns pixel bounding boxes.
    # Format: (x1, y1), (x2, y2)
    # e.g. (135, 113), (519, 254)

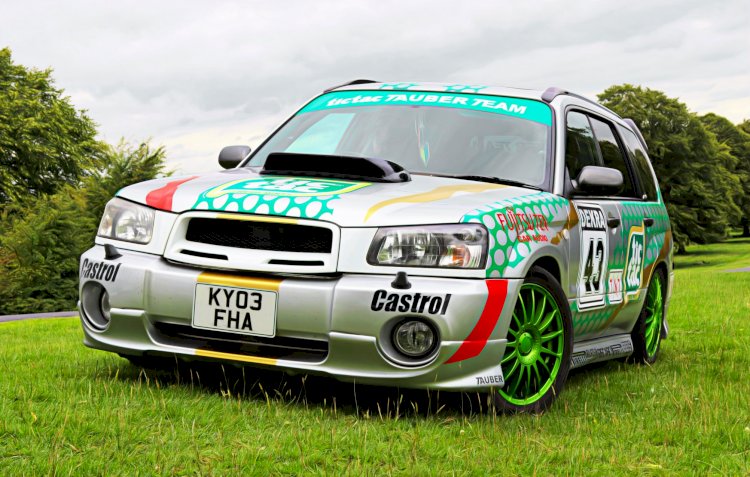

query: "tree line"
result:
(1, 48), (749, 313)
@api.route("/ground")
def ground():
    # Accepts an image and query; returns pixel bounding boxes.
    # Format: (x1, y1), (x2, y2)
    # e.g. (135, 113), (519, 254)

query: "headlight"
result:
(367, 224), (487, 268)
(97, 198), (155, 244)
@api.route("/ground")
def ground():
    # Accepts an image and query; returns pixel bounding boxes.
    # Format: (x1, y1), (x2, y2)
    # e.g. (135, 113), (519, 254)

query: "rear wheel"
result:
(494, 267), (573, 413)
(629, 268), (666, 364)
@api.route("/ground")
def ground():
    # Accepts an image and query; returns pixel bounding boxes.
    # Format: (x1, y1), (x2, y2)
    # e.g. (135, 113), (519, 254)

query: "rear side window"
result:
(588, 117), (637, 198)
(620, 127), (659, 201)
(565, 111), (599, 180)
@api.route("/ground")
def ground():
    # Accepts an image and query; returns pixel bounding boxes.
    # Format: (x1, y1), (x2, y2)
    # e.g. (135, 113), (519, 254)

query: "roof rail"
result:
(623, 118), (649, 152)
(324, 79), (380, 92)
(541, 86), (620, 117)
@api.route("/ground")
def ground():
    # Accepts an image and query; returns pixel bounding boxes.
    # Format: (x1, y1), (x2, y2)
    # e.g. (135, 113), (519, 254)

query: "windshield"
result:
(248, 91), (553, 188)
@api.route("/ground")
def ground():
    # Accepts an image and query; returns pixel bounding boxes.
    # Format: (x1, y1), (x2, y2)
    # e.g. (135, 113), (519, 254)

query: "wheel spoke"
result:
(512, 312), (522, 330)
(508, 366), (523, 396)
(523, 365), (532, 396)
(518, 293), (528, 324)
(541, 329), (563, 343)
(504, 357), (520, 380)
(541, 346), (562, 358)
(538, 309), (559, 332)
(532, 361), (542, 388)
(534, 294), (547, 325)
(501, 351), (516, 365)
(538, 356), (552, 378)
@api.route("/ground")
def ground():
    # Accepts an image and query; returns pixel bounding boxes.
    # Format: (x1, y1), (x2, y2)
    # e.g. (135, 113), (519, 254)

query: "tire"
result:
(493, 266), (573, 414)
(629, 267), (666, 364)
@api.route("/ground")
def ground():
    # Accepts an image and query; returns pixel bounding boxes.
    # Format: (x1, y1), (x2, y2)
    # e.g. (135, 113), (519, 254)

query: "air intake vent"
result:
(185, 218), (333, 253)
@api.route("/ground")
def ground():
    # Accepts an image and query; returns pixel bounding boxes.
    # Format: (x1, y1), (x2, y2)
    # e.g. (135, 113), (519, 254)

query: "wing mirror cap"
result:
(218, 145), (251, 169)
(573, 165), (624, 195)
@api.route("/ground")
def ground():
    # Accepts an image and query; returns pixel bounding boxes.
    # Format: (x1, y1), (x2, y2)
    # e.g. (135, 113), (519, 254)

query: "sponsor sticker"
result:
(370, 290), (451, 315)
(607, 269), (624, 305)
(81, 259), (121, 282)
(299, 91), (553, 126)
(625, 225), (645, 297)
(576, 204), (608, 310)
(204, 177), (370, 199)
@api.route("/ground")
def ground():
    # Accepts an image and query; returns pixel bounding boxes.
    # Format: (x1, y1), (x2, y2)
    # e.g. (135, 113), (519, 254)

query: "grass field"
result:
(1, 240), (750, 476)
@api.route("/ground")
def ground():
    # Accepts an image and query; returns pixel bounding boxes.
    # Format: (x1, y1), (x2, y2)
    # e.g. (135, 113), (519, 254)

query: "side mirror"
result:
(218, 145), (251, 169)
(574, 166), (623, 196)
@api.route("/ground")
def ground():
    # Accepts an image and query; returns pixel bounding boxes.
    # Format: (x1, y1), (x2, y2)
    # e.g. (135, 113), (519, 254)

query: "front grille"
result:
(152, 322), (328, 363)
(185, 218), (333, 253)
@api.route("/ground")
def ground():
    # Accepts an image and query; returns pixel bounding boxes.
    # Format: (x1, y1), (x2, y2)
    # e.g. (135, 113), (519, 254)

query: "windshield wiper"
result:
(415, 173), (542, 190)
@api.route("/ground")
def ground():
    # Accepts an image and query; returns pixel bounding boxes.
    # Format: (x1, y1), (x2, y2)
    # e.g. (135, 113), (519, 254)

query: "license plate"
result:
(192, 283), (277, 337)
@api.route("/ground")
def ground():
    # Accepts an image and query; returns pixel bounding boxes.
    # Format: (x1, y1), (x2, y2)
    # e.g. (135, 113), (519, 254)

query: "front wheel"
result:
(493, 267), (573, 413)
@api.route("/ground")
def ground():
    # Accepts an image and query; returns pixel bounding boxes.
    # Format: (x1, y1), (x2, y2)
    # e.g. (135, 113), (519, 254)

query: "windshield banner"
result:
(300, 91), (552, 126)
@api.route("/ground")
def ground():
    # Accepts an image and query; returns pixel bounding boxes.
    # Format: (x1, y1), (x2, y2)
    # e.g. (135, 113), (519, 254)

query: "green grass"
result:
(2, 240), (750, 476)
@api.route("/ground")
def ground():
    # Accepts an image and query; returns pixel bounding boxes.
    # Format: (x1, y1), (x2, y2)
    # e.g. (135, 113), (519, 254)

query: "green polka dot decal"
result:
(192, 177), (370, 220)
(570, 301), (618, 335)
(461, 192), (570, 278)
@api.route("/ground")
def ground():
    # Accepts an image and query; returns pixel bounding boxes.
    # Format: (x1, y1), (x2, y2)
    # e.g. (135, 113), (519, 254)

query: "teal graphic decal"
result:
(300, 91), (553, 126)
(192, 177), (370, 220)
(444, 84), (487, 93)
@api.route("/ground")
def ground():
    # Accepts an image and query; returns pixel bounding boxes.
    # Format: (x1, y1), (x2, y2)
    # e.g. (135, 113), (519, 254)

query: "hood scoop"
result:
(260, 152), (411, 183)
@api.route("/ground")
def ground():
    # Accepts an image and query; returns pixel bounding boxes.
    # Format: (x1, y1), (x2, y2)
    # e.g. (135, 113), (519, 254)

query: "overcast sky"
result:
(3, 0), (749, 173)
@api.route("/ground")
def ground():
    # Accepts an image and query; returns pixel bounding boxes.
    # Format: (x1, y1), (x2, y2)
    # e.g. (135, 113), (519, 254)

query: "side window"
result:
(620, 127), (659, 201)
(286, 113), (354, 155)
(565, 111), (600, 180)
(588, 117), (638, 198)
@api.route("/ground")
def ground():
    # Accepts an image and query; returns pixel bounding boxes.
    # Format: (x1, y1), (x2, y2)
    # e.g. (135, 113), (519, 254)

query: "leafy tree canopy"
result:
(599, 84), (744, 251)
(0, 47), (106, 205)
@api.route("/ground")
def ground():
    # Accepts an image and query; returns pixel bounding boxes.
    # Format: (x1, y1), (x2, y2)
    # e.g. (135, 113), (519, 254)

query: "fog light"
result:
(392, 320), (436, 358)
(100, 290), (112, 322)
(81, 282), (111, 331)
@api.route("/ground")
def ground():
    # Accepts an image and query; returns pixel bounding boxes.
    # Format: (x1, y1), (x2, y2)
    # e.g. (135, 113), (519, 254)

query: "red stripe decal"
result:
(145, 176), (198, 211)
(445, 279), (508, 364)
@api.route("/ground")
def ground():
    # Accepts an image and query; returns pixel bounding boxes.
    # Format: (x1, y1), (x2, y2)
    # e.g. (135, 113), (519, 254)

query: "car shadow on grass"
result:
(106, 357), (495, 418)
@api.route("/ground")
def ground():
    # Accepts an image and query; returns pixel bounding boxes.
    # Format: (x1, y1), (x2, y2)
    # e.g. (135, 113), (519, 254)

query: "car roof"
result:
(327, 80), (626, 123)
(329, 80), (547, 101)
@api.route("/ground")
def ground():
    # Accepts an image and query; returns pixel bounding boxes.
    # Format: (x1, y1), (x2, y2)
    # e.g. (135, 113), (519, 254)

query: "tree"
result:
(700, 114), (750, 237)
(84, 140), (170, 222)
(0, 140), (168, 314)
(598, 85), (743, 252)
(0, 47), (106, 205)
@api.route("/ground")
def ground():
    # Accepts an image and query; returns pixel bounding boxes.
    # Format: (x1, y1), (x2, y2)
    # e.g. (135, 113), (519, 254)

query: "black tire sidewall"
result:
(630, 267), (666, 365)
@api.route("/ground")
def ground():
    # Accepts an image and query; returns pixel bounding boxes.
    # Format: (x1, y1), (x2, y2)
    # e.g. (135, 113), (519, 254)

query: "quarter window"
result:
(620, 127), (659, 201)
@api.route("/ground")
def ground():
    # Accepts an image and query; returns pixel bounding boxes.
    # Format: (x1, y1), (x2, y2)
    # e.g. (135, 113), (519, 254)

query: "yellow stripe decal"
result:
(216, 213), (298, 225)
(364, 183), (505, 221)
(195, 348), (278, 365)
(197, 272), (282, 291)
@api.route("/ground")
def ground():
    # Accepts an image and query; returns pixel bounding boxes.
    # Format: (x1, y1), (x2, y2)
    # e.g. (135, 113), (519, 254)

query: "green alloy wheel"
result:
(629, 268), (666, 364)
(495, 267), (573, 413)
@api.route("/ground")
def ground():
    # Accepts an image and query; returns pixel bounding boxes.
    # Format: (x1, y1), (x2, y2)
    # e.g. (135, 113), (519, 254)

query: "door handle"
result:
(607, 217), (620, 228)
(644, 217), (655, 227)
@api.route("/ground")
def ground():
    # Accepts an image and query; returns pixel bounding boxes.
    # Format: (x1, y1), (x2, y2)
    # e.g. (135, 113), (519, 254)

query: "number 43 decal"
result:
(576, 204), (609, 310)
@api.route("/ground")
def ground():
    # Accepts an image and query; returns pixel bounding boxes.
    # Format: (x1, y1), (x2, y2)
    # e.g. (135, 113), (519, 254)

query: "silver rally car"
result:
(79, 81), (673, 412)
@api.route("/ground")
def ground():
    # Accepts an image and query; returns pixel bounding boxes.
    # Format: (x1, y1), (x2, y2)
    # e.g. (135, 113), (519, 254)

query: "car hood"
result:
(117, 168), (546, 227)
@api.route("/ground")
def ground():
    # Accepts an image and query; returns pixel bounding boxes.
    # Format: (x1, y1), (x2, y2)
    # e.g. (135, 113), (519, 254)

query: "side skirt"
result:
(570, 334), (633, 369)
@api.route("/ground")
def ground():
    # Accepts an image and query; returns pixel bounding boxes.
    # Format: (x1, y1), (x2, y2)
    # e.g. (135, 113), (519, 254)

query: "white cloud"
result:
(2, 0), (748, 173)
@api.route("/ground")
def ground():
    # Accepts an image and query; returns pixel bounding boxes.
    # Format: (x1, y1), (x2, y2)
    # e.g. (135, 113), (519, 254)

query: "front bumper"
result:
(78, 245), (521, 391)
